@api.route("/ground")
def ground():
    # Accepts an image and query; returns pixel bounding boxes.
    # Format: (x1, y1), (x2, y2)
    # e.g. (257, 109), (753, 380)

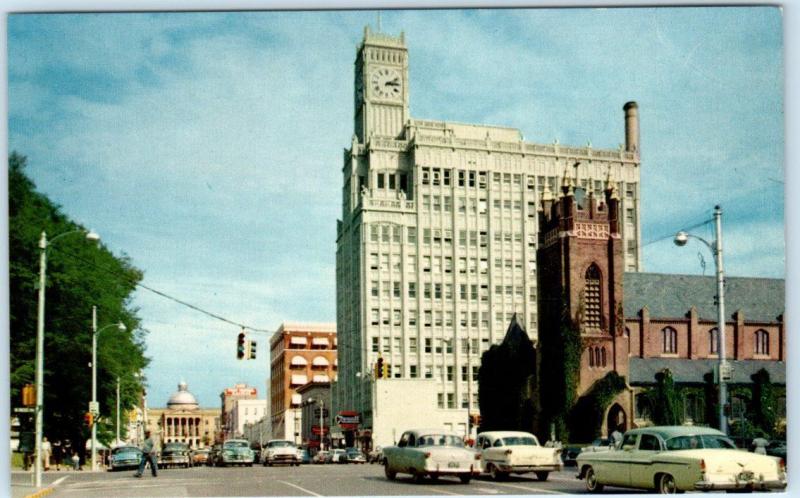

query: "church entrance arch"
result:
(606, 403), (627, 436)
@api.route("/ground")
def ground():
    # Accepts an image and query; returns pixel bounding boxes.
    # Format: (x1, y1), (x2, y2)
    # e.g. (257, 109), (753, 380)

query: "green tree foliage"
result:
(750, 369), (776, 437)
(569, 371), (627, 442)
(478, 315), (536, 432)
(645, 369), (683, 425)
(9, 152), (149, 452)
(538, 302), (581, 442)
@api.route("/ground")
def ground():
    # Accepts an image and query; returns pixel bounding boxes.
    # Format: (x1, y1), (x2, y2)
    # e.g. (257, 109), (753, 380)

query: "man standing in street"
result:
(134, 430), (158, 478)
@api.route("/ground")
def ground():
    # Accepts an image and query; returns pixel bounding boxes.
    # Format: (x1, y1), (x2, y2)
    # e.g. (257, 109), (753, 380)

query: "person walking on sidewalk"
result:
(42, 437), (52, 471)
(134, 430), (158, 478)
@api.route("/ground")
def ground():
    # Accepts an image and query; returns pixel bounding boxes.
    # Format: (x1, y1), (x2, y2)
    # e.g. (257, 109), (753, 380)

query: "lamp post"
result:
(308, 397), (325, 452)
(116, 377), (121, 445)
(34, 229), (99, 487)
(91, 305), (126, 471)
(674, 205), (728, 434)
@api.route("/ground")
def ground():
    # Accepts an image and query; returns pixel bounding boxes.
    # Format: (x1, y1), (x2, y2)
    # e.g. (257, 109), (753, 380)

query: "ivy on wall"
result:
(569, 371), (627, 442)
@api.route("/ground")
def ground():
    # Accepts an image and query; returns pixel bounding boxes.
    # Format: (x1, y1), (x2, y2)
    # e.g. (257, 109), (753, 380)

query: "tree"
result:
(9, 152), (149, 454)
(645, 369), (682, 426)
(750, 369), (777, 438)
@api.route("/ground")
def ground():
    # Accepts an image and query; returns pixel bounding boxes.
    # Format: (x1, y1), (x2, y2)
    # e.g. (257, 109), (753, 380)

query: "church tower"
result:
(536, 171), (629, 396)
(354, 26), (409, 141)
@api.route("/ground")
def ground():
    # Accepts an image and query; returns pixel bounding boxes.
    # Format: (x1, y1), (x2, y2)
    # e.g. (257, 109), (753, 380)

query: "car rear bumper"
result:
(495, 463), (562, 473)
(694, 477), (787, 491)
(426, 463), (481, 475)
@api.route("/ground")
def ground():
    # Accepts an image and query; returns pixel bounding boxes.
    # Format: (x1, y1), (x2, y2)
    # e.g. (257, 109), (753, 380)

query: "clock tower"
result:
(354, 26), (409, 141)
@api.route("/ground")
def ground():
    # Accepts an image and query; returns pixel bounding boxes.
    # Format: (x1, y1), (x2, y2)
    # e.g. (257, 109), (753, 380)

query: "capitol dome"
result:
(167, 381), (199, 410)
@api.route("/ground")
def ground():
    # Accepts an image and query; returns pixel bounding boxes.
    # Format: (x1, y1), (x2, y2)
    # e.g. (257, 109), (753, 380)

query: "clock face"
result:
(370, 68), (402, 101)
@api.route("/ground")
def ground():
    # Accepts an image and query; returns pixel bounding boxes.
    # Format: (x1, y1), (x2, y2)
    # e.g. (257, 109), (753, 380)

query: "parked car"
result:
(297, 448), (311, 464)
(191, 448), (211, 466)
(765, 440), (787, 463)
(312, 450), (329, 464)
(208, 444), (222, 466)
(382, 428), (481, 484)
(476, 431), (562, 481)
(261, 439), (299, 466)
(109, 446), (143, 471)
(216, 439), (255, 467)
(576, 426), (787, 493)
(344, 447), (367, 464)
(561, 445), (582, 466)
(326, 448), (347, 464)
(160, 442), (191, 469)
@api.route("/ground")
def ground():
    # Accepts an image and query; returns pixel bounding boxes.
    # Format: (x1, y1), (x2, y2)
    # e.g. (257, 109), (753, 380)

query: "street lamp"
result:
(307, 397), (325, 452)
(91, 305), (126, 470)
(34, 228), (99, 487)
(674, 205), (728, 434)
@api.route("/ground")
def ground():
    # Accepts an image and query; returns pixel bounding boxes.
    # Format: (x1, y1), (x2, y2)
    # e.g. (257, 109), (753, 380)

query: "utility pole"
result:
(319, 399), (324, 452)
(91, 306), (97, 471)
(116, 377), (121, 445)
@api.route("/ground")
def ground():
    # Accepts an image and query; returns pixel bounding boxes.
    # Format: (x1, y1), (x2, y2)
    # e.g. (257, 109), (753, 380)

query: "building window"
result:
(407, 227), (416, 244)
(755, 329), (769, 355)
(662, 327), (678, 354)
(709, 328), (718, 354)
(584, 264), (602, 329)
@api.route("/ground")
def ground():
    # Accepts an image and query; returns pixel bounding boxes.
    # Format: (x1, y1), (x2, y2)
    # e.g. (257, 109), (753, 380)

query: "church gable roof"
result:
(623, 272), (784, 323)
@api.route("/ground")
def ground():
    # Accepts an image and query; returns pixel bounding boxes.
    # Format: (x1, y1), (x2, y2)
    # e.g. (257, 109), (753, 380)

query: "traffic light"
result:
(84, 412), (93, 427)
(382, 363), (390, 379)
(237, 332), (246, 359)
(375, 357), (384, 379)
(21, 384), (35, 407)
(249, 341), (257, 360)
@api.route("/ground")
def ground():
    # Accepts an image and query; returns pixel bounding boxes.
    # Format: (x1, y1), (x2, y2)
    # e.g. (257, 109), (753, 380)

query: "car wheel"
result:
(535, 471), (550, 481)
(412, 468), (425, 483)
(384, 461), (396, 481)
(459, 474), (472, 484)
(489, 464), (506, 481)
(585, 467), (604, 493)
(658, 473), (678, 494)
(429, 474), (439, 482)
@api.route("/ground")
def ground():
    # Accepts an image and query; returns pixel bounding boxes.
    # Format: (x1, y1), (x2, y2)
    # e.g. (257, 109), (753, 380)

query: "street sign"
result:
(720, 362), (733, 381)
(14, 407), (35, 413)
(311, 425), (329, 435)
(89, 401), (100, 415)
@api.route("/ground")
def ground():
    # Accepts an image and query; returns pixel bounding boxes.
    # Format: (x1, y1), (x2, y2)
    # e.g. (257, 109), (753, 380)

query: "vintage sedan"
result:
(109, 446), (143, 471)
(383, 429), (481, 483)
(191, 448), (211, 466)
(576, 426), (787, 494)
(217, 439), (255, 467)
(262, 439), (299, 466)
(160, 442), (191, 468)
(477, 431), (562, 481)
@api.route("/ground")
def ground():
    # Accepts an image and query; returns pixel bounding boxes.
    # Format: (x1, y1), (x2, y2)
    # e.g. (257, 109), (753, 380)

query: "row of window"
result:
(437, 392), (480, 409)
(371, 281), (531, 301)
(371, 225), (533, 249)
(660, 327), (771, 355)
(370, 308), (532, 328)
(371, 336), (484, 355)
(368, 253), (534, 276)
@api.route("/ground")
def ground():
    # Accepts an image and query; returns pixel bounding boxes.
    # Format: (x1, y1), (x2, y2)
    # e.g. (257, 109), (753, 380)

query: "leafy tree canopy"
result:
(9, 152), (149, 451)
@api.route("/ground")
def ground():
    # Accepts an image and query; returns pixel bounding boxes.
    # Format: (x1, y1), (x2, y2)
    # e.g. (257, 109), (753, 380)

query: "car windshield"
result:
(268, 441), (294, 448)
(665, 435), (736, 450)
(113, 447), (140, 455)
(346, 448), (361, 454)
(164, 443), (186, 450)
(224, 441), (249, 449)
(418, 435), (464, 447)
(501, 436), (538, 446)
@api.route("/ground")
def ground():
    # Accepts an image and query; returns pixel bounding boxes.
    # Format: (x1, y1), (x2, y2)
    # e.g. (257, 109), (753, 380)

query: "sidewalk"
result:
(10, 469), (104, 498)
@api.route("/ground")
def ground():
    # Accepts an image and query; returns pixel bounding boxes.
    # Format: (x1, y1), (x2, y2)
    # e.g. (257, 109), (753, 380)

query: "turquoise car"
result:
(217, 439), (255, 467)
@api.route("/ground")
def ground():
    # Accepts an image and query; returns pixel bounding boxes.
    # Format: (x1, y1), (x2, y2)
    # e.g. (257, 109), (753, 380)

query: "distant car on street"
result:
(297, 448), (311, 464)
(312, 450), (329, 464)
(368, 446), (383, 464)
(217, 439), (255, 467)
(476, 431), (562, 481)
(160, 442), (191, 469)
(191, 448), (210, 466)
(109, 446), (142, 471)
(327, 448), (347, 464)
(344, 447), (366, 464)
(262, 439), (299, 466)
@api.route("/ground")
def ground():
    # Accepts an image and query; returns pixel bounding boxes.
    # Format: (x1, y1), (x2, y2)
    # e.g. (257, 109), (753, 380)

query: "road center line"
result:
(421, 486), (463, 495)
(52, 476), (69, 487)
(278, 480), (324, 497)
(484, 481), (567, 495)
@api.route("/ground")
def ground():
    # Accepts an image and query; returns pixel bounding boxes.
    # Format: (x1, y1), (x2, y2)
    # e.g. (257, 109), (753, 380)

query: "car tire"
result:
(459, 475), (472, 484)
(489, 464), (506, 481)
(585, 467), (604, 493)
(535, 471), (550, 481)
(384, 461), (396, 481)
(658, 473), (678, 494)
(412, 469), (425, 483)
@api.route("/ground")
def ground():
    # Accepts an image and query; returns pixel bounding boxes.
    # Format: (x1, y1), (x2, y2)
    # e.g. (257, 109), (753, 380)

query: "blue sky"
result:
(7, 7), (785, 408)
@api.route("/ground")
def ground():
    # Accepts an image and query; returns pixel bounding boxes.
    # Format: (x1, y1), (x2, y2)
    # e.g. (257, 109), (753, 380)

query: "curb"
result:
(23, 487), (54, 498)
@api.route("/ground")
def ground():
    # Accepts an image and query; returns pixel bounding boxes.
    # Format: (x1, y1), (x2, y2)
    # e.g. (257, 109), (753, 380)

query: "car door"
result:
(601, 433), (637, 487)
(628, 433), (661, 489)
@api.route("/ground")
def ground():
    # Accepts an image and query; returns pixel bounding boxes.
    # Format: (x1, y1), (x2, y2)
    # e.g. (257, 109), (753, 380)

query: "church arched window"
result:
(709, 328), (719, 355)
(755, 329), (769, 355)
(601, 347), (607, 367)
(584, 264), (602, 329)
(662, 327), (678, 354)
(588, 347), (595, 367)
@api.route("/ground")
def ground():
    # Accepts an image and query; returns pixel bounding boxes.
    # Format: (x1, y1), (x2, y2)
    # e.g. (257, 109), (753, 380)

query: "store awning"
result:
(291, 356), (308, 366)
(291, 374), (308, 386)
(312, 337), (330, 347)
(312, 357), (329, 367)
(290, 337), (308, 346)
(312, 374), (330, 383)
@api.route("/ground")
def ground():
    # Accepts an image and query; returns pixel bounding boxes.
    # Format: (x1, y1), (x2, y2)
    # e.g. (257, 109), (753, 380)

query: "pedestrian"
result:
(610, 427), (623, 448)
(134, 430), (158, 478)
(52, 439), (62, 471)
(71, 451), (80, 470)
(42, 437), (52, 471)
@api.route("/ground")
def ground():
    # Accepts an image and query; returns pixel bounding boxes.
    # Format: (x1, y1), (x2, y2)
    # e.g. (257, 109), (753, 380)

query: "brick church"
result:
(535, 174), (785, 439)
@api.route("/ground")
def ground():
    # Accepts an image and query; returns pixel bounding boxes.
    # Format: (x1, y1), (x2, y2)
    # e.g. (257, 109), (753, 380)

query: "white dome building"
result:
(146, 381), (221, 448)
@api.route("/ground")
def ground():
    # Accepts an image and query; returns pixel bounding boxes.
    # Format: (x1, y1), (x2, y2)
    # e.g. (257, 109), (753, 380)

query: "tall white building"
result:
(230, 399), (268, 439)
(335, 27), (641, 447)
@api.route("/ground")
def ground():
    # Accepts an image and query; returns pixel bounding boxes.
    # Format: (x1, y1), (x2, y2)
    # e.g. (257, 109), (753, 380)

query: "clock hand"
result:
(385, 80), (400, 87)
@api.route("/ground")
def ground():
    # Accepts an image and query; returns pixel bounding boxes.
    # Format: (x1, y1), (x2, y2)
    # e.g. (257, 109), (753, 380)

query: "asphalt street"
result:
(11, 463), (647, 497)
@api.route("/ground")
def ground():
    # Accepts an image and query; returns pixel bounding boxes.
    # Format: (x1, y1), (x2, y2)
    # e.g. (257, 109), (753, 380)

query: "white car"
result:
(477, 431), (563, 481)
(261, 439), (300, 466)
(382, 428), (481, 483)
(576, 426), (787, 493)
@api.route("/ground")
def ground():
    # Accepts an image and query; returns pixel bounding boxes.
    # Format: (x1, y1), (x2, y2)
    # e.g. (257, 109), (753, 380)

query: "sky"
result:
(5, 7), (786, 408)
